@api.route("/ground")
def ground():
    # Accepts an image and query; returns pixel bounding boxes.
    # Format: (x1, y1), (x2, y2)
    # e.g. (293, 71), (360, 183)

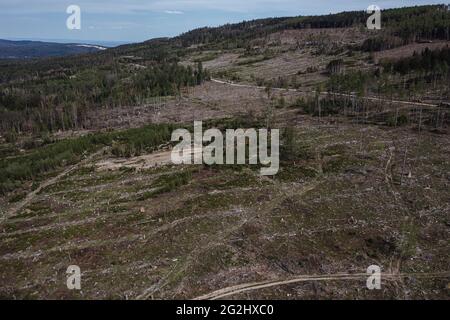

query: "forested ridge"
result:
(177, 4), (450, 48)
(0, 39), (105, 59)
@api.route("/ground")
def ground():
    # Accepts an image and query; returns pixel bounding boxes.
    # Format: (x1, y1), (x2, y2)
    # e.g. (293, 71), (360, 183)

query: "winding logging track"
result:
(194, 271), (450, 300)
(2, 147), (108, 223)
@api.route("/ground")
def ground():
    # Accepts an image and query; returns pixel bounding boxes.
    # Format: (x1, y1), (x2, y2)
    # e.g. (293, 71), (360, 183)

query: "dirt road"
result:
(194, 271), (450, 300)
(95, 146), (203, 171)
(210, 78), (438, 108)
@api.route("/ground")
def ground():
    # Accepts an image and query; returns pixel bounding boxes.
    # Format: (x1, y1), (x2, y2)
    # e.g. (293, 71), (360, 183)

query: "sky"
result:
(0, 0), (445, 45)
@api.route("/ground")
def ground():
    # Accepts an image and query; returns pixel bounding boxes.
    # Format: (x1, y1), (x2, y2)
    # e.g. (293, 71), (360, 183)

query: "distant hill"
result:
(0, 39), (107, 59)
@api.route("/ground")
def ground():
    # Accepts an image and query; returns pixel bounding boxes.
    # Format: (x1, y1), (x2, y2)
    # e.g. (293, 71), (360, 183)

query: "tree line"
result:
(383, 46), (450, 75)
(176, 5), (450, 50)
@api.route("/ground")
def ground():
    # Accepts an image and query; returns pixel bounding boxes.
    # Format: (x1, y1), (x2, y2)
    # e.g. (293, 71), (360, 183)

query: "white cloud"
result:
(164, 10), (184, 14)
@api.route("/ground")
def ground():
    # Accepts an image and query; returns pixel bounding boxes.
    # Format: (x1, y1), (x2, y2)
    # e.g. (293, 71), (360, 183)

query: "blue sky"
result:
(0, 0), (444, 44)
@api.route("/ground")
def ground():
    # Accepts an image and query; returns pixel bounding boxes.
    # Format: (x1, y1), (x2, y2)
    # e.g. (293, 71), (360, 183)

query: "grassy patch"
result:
(138, 170), (192, 200)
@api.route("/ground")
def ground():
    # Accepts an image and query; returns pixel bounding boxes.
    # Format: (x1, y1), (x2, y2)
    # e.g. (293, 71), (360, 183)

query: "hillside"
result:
(1, 5), (449, 134)
(0, 39), (106, 59)
(0, 4), (449, 300)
